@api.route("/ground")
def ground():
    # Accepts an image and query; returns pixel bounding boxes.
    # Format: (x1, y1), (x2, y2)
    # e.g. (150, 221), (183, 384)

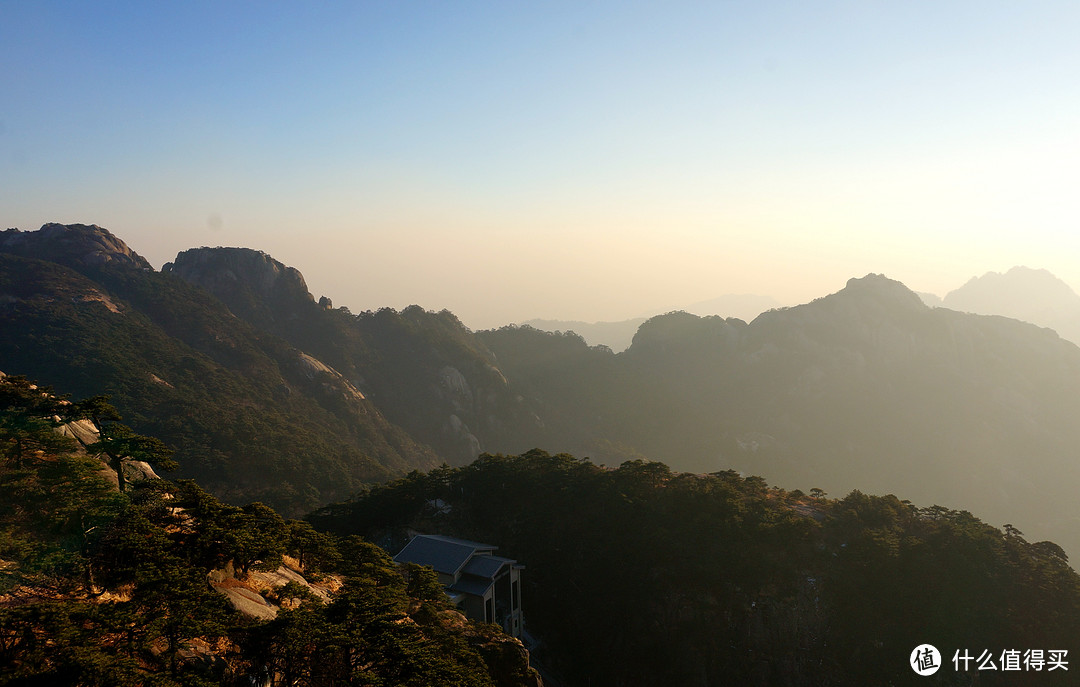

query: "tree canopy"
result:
(0, 376), (539, 686)
(313, 450), (1080, 687)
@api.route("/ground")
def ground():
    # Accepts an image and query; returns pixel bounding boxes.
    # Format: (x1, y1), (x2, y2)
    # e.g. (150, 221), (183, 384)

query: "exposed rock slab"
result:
(0, 223), (152, 270)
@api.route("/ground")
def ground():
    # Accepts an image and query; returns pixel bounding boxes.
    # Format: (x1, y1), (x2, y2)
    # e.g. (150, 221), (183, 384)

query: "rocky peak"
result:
(164, 246), (314, 305)
(0, 223), (152, 270)
(746, 274), (928, 349)
(834, 273), (926, 311)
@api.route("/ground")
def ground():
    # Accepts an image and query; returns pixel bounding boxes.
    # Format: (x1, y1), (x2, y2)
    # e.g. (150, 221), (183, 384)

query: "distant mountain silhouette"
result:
(942, 266), (1080, 344)
(523, 294), (782, 352)
(683, 293), (783, 320)
(915, 291), (943, 307)
(482, 274), (1080, 557)
(521, 318), (647, 352)
(9, 224), (1080, 559)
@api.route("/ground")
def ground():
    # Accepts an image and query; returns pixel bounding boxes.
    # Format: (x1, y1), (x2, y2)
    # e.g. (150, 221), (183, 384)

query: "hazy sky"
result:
(4, 2), (1080, 328)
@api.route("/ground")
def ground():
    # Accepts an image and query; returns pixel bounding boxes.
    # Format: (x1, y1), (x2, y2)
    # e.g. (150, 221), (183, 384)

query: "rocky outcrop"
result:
(207, 558), (337, 621)
(446, 413), (483, 457)
(165, 246), (311, 298)
(468, 626), (544, 687)
(0, 372), (161, 492)
(211, 579), (279, 621)
(163, 247), (314, 327)
(52, 415), (160, 490)
(0, 223), (152, 270)
(294, 352), (366, 402)
(56, 417), (100, 446)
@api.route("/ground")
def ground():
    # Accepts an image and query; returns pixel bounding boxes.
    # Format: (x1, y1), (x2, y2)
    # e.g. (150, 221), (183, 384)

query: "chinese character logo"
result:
(911, 644), (942, 676)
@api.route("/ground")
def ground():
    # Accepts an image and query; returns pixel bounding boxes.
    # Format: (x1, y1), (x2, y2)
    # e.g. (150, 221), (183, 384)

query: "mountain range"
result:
(4, 223), (1080, 558)
(526, 268), (1080, 353)
(0, 225), (439, 514)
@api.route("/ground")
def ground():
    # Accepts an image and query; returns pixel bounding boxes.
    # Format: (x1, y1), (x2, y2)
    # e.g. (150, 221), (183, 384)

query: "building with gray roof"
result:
(394, 534), (524, 638)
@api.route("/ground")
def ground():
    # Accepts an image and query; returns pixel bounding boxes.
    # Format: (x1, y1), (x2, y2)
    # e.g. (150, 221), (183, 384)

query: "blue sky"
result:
(4, 2), (1080, 327)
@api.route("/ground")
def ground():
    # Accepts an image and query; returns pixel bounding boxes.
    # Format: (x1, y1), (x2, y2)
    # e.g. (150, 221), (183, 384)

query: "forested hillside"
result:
(0, 374), (539, 686)
(313, 451), (1080, 686)
(7, 223), (1080, 563)
(164, 246), (544, 463)
(0, 225), (438, 514)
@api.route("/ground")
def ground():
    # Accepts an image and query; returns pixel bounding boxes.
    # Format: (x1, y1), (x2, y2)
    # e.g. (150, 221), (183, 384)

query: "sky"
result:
(3, 2), (1080, 329)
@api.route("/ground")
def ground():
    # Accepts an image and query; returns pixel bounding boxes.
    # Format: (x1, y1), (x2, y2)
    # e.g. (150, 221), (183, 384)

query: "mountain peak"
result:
(164, 246), (314, 304)
(945, 266), (1080, 315)
(829, 273), (926, 312)
(747, 274), (927, 345)
(0, 223), (152, 270)
(940, 266), (1080, 343)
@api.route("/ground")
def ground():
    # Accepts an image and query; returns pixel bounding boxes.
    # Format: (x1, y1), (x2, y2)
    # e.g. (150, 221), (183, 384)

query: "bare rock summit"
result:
(0, 223), (152, 270)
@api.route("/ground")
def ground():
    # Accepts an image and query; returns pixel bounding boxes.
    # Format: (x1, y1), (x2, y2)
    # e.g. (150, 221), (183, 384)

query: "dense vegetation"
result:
(0, 247), (437, 515)
(166, 246), (542, 463)
(0, 376), (537, 686)
(7, 224), (1080, 684)
(313, 450), (1080, 686)
(11, 225), (1080, 562)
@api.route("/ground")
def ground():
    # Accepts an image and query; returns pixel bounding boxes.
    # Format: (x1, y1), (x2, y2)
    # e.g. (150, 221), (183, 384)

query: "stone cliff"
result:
(1, 223), (152, 270)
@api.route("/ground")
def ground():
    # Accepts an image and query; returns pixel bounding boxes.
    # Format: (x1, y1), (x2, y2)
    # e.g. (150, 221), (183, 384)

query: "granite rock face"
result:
(208, 558), (338, 621)
(0, 223), (152, 270)
(164, 246), (314, 328)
